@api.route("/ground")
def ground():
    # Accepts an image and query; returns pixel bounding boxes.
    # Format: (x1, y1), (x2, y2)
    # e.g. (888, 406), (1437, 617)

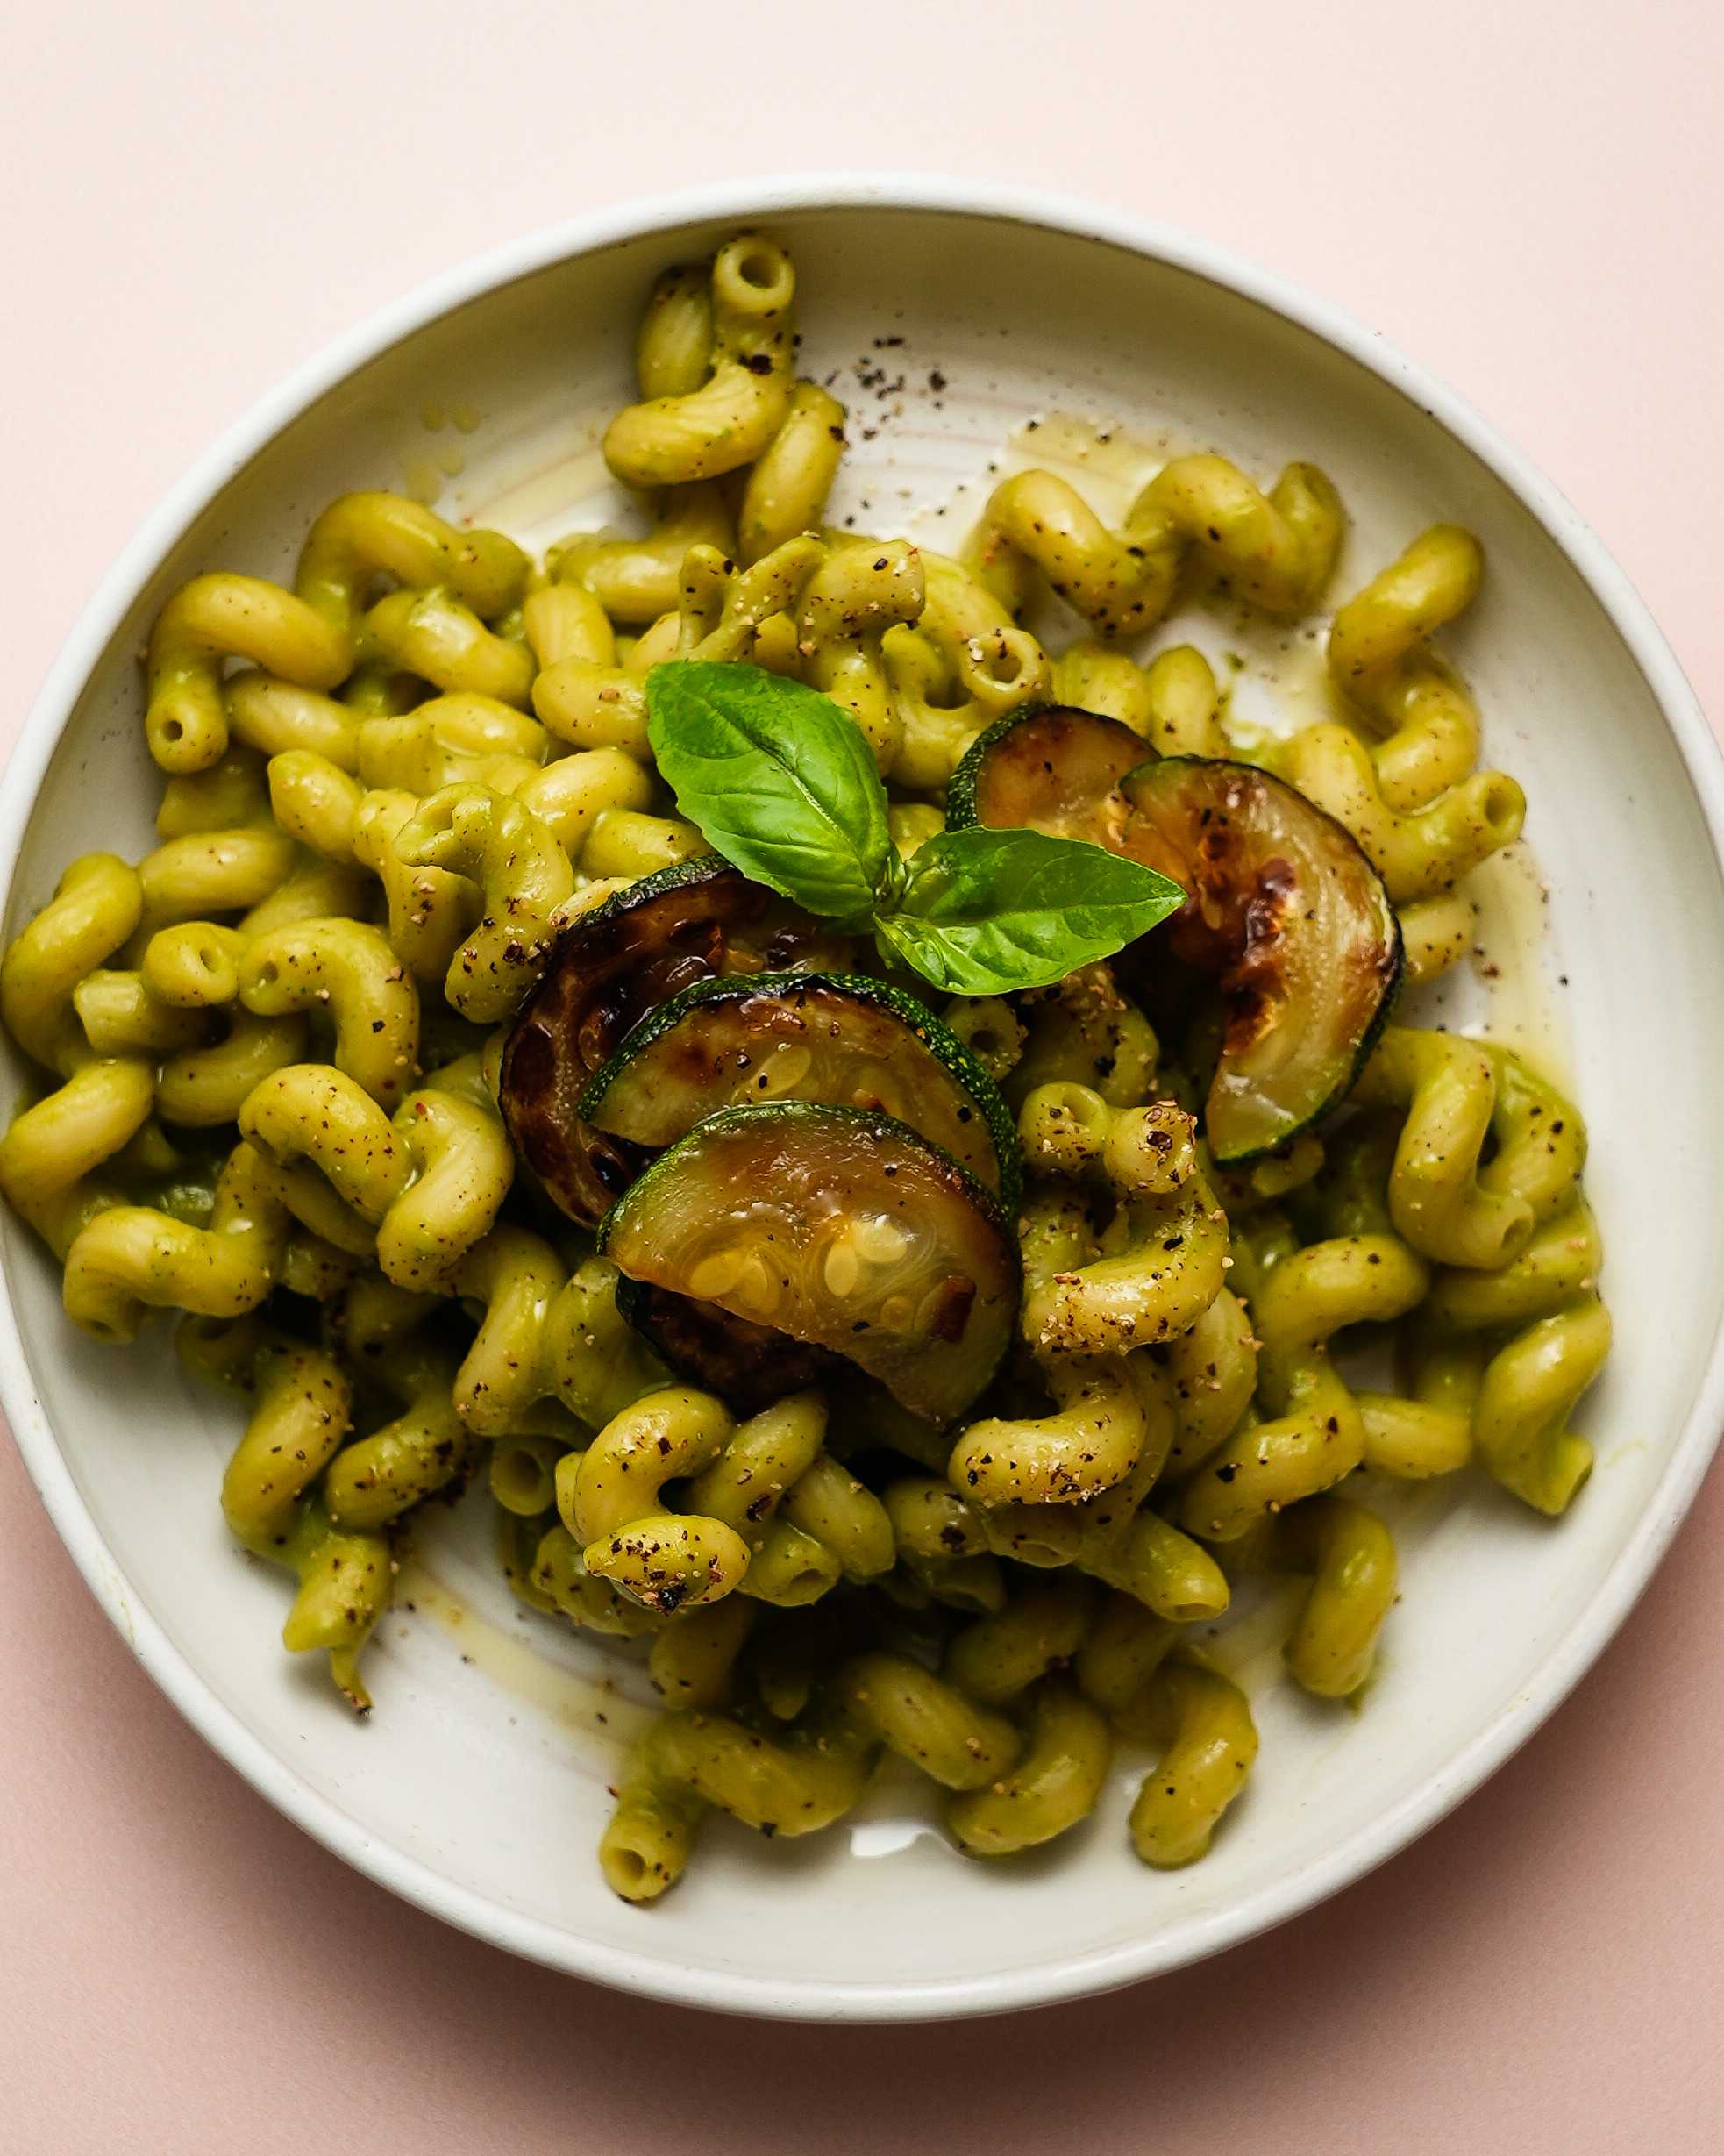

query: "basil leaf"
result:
(875, 828), (1186, 994)
(646, 661), (892, 919)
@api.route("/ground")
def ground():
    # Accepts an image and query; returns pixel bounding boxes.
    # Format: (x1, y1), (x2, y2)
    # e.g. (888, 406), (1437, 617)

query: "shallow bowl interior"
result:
(5, 182), (1723, 2022)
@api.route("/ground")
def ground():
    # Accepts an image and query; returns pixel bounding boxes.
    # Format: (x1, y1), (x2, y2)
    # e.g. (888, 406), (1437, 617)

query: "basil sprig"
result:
(645, 662), (892, 924)
(645, 661), (1183, 995)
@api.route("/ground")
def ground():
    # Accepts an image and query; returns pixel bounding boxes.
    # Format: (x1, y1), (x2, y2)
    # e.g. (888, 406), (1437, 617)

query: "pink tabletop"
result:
(5, 7), (1724, 2150)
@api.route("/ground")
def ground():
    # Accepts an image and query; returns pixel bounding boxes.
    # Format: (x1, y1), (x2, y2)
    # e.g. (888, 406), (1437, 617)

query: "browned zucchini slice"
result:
(499, 856), (769, 1225)
(597, 1103), (1020, 1424)
(577, 972), (1019, 1209)
(1122, 757), (1402, 1160)
(946, 703), (1164, 860)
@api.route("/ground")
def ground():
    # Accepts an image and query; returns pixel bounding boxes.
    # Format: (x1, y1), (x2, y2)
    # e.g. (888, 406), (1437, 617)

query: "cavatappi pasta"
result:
(0, 231), (1607, 1897)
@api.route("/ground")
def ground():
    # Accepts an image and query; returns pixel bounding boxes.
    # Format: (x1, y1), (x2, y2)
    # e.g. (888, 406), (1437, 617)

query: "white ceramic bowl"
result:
(5, 175), (1723, 2024)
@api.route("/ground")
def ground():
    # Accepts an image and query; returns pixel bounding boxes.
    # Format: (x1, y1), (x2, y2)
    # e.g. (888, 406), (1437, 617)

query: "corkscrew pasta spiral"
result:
(968, 453), (1343, 635)
(179, 1314), (394, 1710)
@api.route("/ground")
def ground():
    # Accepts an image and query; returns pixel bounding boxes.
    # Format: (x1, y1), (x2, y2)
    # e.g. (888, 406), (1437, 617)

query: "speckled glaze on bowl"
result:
(4, 175), (1722, 2023)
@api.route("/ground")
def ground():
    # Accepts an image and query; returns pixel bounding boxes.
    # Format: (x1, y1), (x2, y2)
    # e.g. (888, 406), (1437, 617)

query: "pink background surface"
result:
(5, 4), (1724, 2149)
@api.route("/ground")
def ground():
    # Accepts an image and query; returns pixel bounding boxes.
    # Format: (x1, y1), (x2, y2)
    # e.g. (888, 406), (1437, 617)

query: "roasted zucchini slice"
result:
(500, 856), (770, 1225)
(578, 972), (1020, 1210)
(1122, 757), (1402, 1160)
(947, 703), (1166, 861)
(598, 1103), (1020, 1424)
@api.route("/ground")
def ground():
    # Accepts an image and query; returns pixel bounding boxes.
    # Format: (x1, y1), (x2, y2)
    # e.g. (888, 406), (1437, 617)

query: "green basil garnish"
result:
(645, 661), (1184, 996)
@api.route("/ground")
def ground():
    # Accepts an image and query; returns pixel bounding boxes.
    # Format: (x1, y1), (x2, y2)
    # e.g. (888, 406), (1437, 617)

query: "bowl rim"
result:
(4, 169), (1722, 2024)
